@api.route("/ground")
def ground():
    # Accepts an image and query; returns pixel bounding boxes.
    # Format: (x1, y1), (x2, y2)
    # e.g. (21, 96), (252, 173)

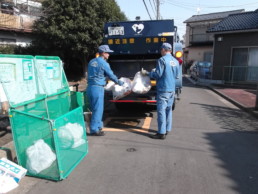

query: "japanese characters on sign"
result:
(107, 37), (168, 45)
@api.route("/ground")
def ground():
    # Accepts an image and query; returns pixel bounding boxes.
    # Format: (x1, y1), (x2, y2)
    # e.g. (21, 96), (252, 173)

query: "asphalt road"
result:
(13, 78), (258, 194)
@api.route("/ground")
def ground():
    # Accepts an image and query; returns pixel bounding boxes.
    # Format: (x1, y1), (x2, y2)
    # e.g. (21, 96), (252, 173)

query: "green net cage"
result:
(0, 54), (88, 181)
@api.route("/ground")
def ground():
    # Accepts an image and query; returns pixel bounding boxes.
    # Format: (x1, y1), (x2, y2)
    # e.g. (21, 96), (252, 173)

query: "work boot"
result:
(90, 131), (105, 136)
(150, 133), (166, 140)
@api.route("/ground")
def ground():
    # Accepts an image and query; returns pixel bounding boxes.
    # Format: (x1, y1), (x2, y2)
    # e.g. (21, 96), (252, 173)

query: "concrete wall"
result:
(212, 32), (258, 80)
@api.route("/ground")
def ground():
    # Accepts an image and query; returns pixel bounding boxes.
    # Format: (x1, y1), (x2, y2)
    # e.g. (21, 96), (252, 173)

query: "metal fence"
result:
(223, 66), (258, 84)
(189, 34), (214, 43)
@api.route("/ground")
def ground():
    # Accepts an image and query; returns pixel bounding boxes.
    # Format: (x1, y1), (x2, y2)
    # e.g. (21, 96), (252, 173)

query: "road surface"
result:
(11, 78), (258, 194)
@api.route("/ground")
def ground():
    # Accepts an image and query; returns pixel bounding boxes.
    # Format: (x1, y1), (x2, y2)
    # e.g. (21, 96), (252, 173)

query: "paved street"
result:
(11, 78), (258, 194)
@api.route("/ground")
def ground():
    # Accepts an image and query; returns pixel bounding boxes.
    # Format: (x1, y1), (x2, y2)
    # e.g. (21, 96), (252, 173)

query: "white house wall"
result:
(185, 46), (213, 63)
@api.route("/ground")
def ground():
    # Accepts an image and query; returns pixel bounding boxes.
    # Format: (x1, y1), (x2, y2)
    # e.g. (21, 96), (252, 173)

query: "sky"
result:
(115, 0), (258, 39)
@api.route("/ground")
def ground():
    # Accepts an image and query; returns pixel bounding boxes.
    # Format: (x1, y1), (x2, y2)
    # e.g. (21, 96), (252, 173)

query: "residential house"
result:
(183, 10), (244, 67)
(0, 0), (41, 47)
(207, 9), (258, 83)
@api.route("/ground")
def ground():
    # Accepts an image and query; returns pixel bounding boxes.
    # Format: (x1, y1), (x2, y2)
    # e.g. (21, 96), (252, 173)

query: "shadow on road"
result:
(191, 103), (258, 132)
(205, 132), (258, 194)
(192, 102), (258, 193)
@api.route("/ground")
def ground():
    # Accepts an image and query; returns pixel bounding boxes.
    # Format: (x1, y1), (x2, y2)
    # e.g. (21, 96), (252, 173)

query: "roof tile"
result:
(207, 10), (258, 32)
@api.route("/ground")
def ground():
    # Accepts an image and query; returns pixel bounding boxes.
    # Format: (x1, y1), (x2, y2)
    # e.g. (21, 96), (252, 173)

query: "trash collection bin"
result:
(0, 54), (88, 181)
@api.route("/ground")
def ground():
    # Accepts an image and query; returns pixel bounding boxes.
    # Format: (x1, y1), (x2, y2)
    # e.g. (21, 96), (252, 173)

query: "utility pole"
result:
(156, 0), (160, 20)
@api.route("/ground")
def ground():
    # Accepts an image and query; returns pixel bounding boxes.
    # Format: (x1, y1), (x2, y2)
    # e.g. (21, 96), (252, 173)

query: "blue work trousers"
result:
(86, 85), (104, 133)
(156, 91), (175, 135)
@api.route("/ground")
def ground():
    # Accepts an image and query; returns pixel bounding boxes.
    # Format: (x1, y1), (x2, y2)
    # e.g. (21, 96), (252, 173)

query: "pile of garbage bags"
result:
(104, 71), (151, 100)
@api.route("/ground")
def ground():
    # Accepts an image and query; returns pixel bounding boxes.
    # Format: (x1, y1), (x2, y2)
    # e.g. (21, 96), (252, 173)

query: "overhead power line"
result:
(153, 0), (156, 8)
(142, 0), (153, 20)
(149, 0), (156, 16)
(165, 0), (258, 9)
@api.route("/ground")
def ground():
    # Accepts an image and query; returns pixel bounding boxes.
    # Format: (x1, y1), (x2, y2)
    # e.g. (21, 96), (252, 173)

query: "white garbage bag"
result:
(132, 72), (151, 94)
(58, 126), (74, 149)
(26, 139), (56, 174)
(104, 81), (115, 91)
(112, 77), (132, 100)
(58, 123), (86, 149)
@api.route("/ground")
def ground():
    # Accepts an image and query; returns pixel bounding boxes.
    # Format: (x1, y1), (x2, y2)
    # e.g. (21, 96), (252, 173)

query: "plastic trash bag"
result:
(132, 72), (151, 94)
(58, 123), (86, 149)
(104, 81), (115, 91)
(26, 139), (56, 174)
(58, 127), (74, 149)
(112, 77), (132, 100)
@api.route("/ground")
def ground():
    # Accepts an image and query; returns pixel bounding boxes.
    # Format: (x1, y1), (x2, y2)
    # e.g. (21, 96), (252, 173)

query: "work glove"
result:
(118, 80), (124, 86)
(141, 68), (149, 76)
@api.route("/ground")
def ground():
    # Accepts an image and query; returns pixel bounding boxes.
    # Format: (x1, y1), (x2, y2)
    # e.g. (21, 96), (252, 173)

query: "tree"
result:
(25, 0), (127, 79)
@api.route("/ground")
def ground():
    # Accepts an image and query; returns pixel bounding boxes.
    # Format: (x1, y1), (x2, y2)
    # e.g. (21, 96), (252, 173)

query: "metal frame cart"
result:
(0, 54), (88, 181)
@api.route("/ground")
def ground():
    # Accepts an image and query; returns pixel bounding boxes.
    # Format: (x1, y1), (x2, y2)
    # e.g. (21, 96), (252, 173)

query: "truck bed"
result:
(110, 59), (156, 79)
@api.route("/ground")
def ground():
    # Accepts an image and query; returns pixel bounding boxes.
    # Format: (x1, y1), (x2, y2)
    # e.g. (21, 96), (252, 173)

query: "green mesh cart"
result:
(0, 54), (88, 181)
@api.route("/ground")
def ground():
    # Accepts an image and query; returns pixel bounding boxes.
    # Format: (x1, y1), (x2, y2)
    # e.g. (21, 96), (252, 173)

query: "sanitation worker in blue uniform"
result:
(141, 43), (179, 139)
(87, 45), (124, 136)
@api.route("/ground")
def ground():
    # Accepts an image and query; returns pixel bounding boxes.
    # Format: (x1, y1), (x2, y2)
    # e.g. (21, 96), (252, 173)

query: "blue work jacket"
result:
(87, 57), (119, 86)
(149, 53), (179, 92)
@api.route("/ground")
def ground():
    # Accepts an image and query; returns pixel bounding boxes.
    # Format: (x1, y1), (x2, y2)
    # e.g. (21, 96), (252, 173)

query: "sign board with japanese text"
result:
(103, 20), (175, 55)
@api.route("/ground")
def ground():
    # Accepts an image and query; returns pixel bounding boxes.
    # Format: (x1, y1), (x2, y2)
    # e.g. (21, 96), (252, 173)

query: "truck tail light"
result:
(177, 58), (183, 65)
(151, 80), (156, 86)
(175, 51), (183, 65)
(175, 51), (183, 58)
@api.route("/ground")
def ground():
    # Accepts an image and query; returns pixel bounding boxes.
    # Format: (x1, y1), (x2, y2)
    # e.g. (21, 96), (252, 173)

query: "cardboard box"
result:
(0, 158), (27, 183)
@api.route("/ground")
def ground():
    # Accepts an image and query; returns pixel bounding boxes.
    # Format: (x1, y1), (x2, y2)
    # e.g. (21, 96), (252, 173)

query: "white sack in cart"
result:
(104, 81), (115, 91)
(58, 123), (86, 149)
(26, 139), (56, 174)
(132, 72), (151, 94)
(112, 77), (132, 100)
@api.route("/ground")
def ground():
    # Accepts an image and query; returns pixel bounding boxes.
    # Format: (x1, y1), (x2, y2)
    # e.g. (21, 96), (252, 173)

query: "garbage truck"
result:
(102, 19), (183, 109)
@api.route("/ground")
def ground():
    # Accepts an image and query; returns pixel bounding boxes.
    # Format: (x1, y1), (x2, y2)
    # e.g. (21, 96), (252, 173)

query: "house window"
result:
(248, 47), (258, 66)
(0, 38), (16, 45)
(231, 47), (258, 66)
(231, 47), (258, 81)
